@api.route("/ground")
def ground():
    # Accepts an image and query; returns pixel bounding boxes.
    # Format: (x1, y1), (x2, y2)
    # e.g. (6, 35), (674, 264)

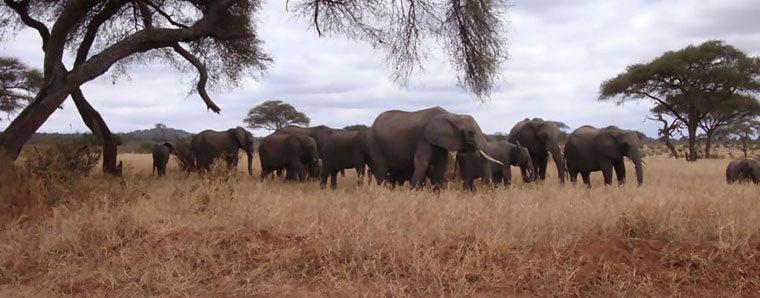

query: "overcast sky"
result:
(1, 0), (759, 137)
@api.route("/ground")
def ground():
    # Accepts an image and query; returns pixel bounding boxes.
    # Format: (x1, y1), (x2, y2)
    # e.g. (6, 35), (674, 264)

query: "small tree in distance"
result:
(244, 100), (310, 131)
(0, 57), (42, 118)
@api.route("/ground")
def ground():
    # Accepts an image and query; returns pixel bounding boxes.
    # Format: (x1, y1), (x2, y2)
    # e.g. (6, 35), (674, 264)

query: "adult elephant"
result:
(564, 125), (643, 187)
(508, 118), (565, 184)
(259, 133), (321, 182)
(190, 127), (254, 175)
(367, 107), (502, 190)
(456, 141), (534, 191)
(319, 129), (370, 189)
(151, 142), (174, 177)
(726, 159), (760, 184)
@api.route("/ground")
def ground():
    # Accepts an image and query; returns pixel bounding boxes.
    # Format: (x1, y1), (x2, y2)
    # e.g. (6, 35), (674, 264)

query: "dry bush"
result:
(1, 154), (760, 296)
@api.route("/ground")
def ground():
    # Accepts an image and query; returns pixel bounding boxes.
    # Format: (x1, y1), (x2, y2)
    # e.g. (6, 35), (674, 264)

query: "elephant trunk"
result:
(524, 158), (535, 182)
(630, 149), (643, 186)
(247, 151), (253, 175)
(548, 139), (565, 184)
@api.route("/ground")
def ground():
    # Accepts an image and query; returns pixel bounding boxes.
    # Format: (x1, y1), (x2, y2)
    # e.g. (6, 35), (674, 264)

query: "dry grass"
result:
(1, 150), (760, 297)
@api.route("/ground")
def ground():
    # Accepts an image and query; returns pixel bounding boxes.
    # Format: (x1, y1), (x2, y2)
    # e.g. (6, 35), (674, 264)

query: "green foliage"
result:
(244, 100), (310, 131)
(0, 56), (42, 117)
(343, 124), (369, 132)
(599, 40), (760, 160)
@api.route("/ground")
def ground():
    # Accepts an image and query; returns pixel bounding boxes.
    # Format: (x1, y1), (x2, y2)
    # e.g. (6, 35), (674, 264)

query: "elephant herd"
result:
(148, 106), (666, 190)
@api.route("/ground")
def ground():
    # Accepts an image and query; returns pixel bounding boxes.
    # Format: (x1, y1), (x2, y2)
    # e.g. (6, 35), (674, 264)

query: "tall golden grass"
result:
(1, 150), (759, 296)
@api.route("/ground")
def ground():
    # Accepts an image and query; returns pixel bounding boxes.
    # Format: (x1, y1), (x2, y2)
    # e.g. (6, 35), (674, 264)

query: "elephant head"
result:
(512, 141), (534, 182)
(304, 136), (322, 179)
(230, 126), (254, 175)
(424, 113), (503, 184)
(162, 142), (175, 155)
(598, 127), (643, 186)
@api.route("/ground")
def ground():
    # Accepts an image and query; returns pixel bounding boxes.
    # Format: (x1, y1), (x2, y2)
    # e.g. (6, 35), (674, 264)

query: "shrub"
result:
(24, 137), (101, 184)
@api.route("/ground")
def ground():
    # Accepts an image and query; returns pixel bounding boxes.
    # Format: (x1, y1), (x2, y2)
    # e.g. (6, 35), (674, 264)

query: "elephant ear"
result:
(231, 127), (248, 149)
(596, 130), (623, 159)
(164, 142), (175, 154)
(424, 113), (462, 151)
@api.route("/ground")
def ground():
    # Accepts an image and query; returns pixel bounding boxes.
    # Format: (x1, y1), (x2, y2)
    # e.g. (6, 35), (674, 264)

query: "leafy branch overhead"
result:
(291, 0), (509, 99)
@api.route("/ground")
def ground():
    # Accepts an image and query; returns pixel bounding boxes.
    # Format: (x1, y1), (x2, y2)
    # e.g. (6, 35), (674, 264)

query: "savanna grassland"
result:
(1, 145), (760, 297)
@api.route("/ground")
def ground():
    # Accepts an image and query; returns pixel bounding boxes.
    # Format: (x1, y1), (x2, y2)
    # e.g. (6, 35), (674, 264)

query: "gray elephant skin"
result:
(508, 118), (565, 184)
(259, 133), (321, 182)
(367, 107), (502, 190)
(564, 125), (643, 187)
(190, 127), (254, 175)
(456, 141), (534, 191)
(726, 159), (760, 184)
(318, 129), (371, 189)
(274, 125), (334, 178)
(152, 142), (174, 177)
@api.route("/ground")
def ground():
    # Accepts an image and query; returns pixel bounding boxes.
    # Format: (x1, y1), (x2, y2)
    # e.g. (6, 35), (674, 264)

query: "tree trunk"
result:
(664, 137), (679, 159)
(687, 123), (698, 162)
(703, 131), (713, 159)
(71, 89), (119, 176)
(742, 137), (748, 158)
(0, 83), (71, 160)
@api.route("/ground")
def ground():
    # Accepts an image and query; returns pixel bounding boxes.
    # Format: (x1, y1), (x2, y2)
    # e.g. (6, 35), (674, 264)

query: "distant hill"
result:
(122, 127), (193, 140)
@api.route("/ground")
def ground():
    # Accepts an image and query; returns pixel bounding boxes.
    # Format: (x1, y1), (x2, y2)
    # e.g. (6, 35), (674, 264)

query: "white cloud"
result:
(2, 0), (759, 139)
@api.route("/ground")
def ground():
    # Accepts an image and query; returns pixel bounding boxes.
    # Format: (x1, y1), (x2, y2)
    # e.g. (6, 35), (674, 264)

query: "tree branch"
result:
(171, 43), (221, 113)
(3, 0), (51, 48)
(144, 0), (188, 28)
(634, 91), (689, 124)
(75, 0), (130, 66)
(44, 0), (102, 79)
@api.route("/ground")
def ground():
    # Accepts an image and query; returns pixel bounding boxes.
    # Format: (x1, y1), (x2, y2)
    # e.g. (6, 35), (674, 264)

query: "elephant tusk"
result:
(479, 150), (504, 165)
(317, 158), (323, 167)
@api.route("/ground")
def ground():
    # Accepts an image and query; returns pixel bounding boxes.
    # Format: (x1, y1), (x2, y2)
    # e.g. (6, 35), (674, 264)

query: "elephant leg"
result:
(330, 171), (339, 189)
(600, 161), (614, 185)
(613, 161), (626, 186)
(355, 166), (365, 186)
(293, 161), (306, 182)
(538, 153), (548, 180)
(412, 145), (433, 189)
(502, 165), (511, 187)
(581, 172), (591, 188)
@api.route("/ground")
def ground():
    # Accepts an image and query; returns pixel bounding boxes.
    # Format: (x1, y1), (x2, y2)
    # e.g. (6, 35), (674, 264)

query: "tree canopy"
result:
(0, 57), (42, 118)
(0, 0), (510, 174)
(600, 40), (760, 161)
(244, 100), (310, 131)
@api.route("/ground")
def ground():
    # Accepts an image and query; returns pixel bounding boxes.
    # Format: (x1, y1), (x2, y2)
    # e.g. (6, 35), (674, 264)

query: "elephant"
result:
(367, 107), (502, 190)
(455, 141), (534, 191)
(259, 133), (321, 182)
(726, 159), (760, 184)
(275, 125), (334, 179)
(508, 118), (565, 184)
(564, 125), (643, 187)
(190, 127), (254, 175)
(151, 142), (174, 177)
(319, 129), (371, 189)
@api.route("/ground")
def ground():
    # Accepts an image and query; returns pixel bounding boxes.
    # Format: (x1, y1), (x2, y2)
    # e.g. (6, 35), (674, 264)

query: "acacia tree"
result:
(697, 94), (760, 158)
(600, 40), (760, 161)
(647, 111), (683, 159)
(716, 117), (760, 158)
(0, 57), (42, 118)
(0, 0), (509, 174)
(244, 100), (309, 131)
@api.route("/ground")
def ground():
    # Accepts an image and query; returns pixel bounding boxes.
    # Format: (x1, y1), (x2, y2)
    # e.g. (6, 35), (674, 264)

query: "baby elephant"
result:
(726, 159), (760, 184)
(259, 134), (321, 182)
(152, 142), (174, 176)
(456, 141), (534, 191)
